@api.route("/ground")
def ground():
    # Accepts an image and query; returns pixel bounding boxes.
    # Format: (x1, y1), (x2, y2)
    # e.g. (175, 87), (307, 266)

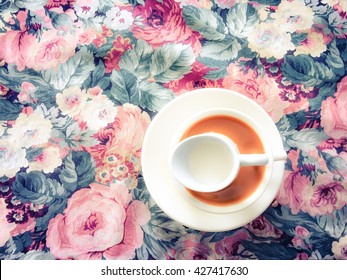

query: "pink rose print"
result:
(245, 215), (282, 238)
(215, 229), (252, 259)
(277, 171), (311, 214)
(86, 104), (150, 186)
(106, 104), (150, 156)
(132, 0), (201, 51)
(24, 30), (78, 71)
(292, 236), (306, 248)
(21, 82), (36, 93)
(223, 63), (308, 122)
(332, 235), (347, 260)
(291, 226), (311, 249)
(87, 86), (103, 97)
(276, 150), (311, 214)
(0, 9), (78, 71)
(79, 29), (97, 45)
(306, 182), (347, 216)
(321, 76), (347, 139)
(215, 0), (236, 9)
(168, 234), (215, 260)
(46, 183), (150, 260)
(0, 30), (34, 71)
(91, 104), (150, 161)
(295, 225), (311, 238)
(0, 29), (78, 71)
(276, 149), (347, 216)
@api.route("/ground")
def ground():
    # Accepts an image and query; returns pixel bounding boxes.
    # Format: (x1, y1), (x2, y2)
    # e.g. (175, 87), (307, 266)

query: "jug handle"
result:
(273, 150), (287, 161)
(239, 150), (287, 167)
(239, 154), (269, 166)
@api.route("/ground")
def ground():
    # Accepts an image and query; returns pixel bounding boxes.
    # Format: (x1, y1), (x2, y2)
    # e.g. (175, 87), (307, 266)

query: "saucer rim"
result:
(141, 88), (285, 232)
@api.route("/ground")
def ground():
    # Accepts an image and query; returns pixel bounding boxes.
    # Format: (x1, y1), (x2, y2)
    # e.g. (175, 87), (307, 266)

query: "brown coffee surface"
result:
(181, 115), (266, 206)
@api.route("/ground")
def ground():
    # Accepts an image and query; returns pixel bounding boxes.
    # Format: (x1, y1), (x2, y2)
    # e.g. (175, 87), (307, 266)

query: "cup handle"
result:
(273, 150), (288, 161)
(239, 154), (269, 166)
(239, 150), (287, 166)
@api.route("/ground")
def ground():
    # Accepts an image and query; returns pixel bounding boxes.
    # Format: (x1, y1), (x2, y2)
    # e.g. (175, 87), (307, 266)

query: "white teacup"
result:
(170, 132), (269, 193)
(169, 107), (287, 214)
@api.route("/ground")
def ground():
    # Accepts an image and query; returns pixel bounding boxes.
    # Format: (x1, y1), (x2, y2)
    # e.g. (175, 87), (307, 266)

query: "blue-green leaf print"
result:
(286, 129), (328, 151)
(150, 43), (195, 83)
(325, 40), (345, 76)
(12, 171), (66, 205)
(119, 39), (154, 81)
(327, 10), (347, 37)
(316, 206), (347, 239)
(58, 151), (95, 193)
(204, 67), (228, 80)
(226, 3), (259, 39)
(0, 65), (52, 96)
(241, 240), (298, 260)
(48, 10), (73, 30)
(109, 69), (140, 105)
(182, 5), (227, 41)
(41, 47), (95, 91)
(14, 0), (48, 11)
(253, 0), (281, 5)
(309, 83), (337, 111)
(139, 82), (174, 112)
(282, 55), (339, 87)
(84, 61), (107, 89)
(200, 38), (241, 61)
(0, 99), (22, 121)
(320, 151), (347, 180)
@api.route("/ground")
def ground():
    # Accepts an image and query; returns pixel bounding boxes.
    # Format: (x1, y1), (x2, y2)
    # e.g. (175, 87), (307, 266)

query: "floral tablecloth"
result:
(1, 0), (347, 260)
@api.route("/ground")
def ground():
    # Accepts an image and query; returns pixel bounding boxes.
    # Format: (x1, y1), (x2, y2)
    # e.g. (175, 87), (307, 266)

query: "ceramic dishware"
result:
(141, 88), (287, 231)
(170, 107), (287, 214)
(170, 132), (269, 193)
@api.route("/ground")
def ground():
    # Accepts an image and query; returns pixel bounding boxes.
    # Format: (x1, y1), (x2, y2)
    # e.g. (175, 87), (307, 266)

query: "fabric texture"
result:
(0, 0), (347, 260)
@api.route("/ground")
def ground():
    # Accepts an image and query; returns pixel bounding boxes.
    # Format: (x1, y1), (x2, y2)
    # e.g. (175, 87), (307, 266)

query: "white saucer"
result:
(141, 88), (285, 232)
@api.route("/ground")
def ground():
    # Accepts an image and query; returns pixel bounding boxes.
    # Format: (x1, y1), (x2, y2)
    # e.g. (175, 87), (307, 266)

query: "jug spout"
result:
(273, 150), (287, 161)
